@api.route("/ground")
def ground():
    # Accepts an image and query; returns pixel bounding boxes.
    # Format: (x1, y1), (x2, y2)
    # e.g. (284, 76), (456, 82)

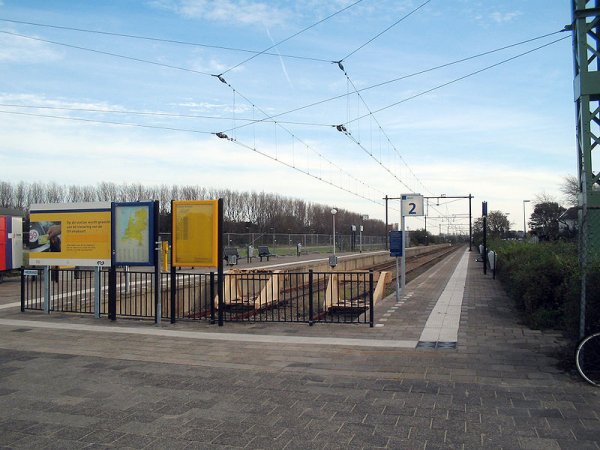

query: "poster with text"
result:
(29, 203), (111, 266)
(172, 200), (218, 267)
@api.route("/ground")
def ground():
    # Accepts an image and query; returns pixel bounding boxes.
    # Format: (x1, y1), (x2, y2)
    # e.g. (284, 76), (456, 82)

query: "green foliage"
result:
(491, 240), (600, 337)
(409, 228), (437, 246)
(529, 201), (566, 240)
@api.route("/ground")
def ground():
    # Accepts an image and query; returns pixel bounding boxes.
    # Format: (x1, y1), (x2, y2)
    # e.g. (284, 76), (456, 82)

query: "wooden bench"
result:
(224, 247), (240, 264)
(258, 246), (275, 262)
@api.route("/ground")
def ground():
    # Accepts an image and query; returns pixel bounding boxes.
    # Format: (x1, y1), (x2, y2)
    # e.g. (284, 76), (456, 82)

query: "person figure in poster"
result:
(47, 223), (61, 252)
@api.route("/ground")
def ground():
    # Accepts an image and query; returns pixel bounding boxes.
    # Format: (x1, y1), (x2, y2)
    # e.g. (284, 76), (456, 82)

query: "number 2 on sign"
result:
(408, 202), (416, 214)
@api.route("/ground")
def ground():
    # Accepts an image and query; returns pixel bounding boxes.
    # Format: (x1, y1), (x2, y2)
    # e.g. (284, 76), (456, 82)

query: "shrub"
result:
(491, 240), (592, 335)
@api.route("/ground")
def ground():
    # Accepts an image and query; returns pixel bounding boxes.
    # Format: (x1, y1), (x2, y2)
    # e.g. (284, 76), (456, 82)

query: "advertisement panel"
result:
(112, 201), (155, 266)
(29, 202), (111, 266)
(172, 200), (218, 267)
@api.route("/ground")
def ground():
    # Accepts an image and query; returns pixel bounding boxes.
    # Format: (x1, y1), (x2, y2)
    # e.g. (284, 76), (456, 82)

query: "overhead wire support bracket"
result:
(215, 132), (231, 140)
(212, 74), (228, 85)
(333, 60), (345, 72)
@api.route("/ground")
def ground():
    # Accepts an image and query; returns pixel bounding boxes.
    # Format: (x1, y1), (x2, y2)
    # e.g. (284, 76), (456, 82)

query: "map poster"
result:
(112, 201), (155, 266)
(172, 200), (218, 267)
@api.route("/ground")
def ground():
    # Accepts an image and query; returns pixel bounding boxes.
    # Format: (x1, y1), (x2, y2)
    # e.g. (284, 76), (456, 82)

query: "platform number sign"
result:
(401, 194), (424, 217)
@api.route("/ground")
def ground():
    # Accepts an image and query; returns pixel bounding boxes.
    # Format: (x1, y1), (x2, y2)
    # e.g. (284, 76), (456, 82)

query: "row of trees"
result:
(472, 202), (570, 243)
(0, 180), (386, 236)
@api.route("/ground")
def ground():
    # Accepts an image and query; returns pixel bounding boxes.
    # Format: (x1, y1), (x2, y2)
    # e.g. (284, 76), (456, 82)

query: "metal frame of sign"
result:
(111, 201), (156, 266)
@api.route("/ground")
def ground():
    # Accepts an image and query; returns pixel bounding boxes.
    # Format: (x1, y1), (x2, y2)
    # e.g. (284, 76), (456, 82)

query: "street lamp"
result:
(331, 209), (337, 255)
(523, 200), (530, 238)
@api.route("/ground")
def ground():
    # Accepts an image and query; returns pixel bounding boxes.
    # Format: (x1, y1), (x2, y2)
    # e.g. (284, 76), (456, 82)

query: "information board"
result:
(29, 202), (111, 266)
(112, 201), (155, 266)
(172, 200), (218, 267)
(389, 230), (403, 257)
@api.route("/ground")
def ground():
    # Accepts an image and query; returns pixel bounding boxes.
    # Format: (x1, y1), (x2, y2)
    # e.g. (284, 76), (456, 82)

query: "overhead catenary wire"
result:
(0, 15), (567, 219)
(344, 35), (570, 125)
(0, 17), (333, 64)
(1, 30), (569, 205)
(229, 137), (388, 207)
(336, 65), (433, 197)
(0, 30), (214, 77)
(0, 107), (388, 201)
(340, 0), (433, 62)
(1, 29), (386, 205)
(0, 109), (214, 134)
(218, 0), (364, 76)
(208, 73), (386, 199)
(221, 29), (568, 134)
(0, 103), (332, 127)
(4, 26), (565, 134)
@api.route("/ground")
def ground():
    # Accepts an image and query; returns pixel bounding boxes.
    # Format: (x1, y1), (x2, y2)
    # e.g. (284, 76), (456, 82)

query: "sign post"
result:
(400, 194), (424, 289)
(389, 230), (403, 302)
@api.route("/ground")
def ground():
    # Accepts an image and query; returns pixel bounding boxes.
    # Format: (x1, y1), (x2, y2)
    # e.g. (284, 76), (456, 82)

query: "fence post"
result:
(43, 265), (50, 314)
(369, 270), (374, 327)
(20, 267), (25, 312)
(108, 266), (116, 321)
(94, 266), (101, 319)
(218, 198), (224, 327)
(210, 271), (215, 325)
(170, 263), (176, 324)
(308, 270), (314, 326)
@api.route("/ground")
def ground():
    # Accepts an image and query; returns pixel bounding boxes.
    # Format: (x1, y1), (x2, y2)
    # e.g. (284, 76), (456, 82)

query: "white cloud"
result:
(490, 11), (522, 24)
(0, 31), (63, 63)
(150, 0), (290, 27)
(0, 93), (122, 112)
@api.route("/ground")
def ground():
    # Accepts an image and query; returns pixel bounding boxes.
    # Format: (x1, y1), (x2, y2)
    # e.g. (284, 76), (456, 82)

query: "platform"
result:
(0, 248), (599, 449)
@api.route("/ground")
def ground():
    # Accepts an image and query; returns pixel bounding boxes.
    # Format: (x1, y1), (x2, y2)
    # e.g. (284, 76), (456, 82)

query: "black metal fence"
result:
(21, 268), (375, 326)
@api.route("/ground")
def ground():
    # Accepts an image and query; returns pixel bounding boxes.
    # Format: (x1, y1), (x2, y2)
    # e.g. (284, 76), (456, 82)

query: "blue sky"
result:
(0, 0), (574, 233)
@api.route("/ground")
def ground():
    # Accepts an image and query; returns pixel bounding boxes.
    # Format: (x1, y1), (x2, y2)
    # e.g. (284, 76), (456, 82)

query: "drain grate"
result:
(416, 341), (457, 349)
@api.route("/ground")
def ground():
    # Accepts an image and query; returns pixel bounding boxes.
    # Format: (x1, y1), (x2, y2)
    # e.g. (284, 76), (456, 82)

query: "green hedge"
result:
(492, 241), (599, 337)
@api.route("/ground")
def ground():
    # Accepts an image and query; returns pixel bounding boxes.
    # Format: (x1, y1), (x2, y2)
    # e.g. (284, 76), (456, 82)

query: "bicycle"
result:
(576, 332), (600, 386)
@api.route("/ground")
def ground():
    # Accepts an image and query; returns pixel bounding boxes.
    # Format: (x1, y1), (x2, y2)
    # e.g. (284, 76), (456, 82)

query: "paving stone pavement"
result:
(0, 249), (599, 449)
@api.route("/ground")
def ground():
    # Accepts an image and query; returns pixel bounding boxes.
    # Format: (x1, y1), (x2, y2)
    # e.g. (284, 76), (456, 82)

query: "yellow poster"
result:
(29, 203), (111, 266)
(172, 200), (218, 267)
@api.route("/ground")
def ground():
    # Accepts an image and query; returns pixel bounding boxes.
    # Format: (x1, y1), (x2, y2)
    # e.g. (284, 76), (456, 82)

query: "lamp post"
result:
(331, 209), (337, 255)
(523, 200), (530, 239)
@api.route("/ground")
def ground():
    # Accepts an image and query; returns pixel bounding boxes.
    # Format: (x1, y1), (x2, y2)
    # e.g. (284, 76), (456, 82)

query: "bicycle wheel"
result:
(576, 333), (600, 386)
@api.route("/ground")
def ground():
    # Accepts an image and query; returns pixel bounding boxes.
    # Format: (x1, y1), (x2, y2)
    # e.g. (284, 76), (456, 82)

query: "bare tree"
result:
(27, 182), (45, 206)
(158, 184), (170, 213)
(0, 181), (13, 208)
(81, 185), (97, 202)
(170, 184), (179, 202)
(14, 182), (26, 211)
(97, 181), (118, 201)
(46, 182), (65, 203)
(67, 185), (83, 202)
(560, 174), (579, 207)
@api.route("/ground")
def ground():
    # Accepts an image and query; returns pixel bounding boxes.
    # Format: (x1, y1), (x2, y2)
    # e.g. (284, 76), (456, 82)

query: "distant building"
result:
(558, 206), (578, 237)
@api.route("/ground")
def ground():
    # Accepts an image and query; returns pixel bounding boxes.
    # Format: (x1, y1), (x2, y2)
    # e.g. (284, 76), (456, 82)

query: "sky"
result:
(0, 0), (576, 234)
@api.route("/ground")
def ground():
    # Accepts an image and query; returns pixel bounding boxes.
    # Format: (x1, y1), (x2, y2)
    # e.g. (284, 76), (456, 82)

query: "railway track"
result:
(372, 244), (461, 284)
